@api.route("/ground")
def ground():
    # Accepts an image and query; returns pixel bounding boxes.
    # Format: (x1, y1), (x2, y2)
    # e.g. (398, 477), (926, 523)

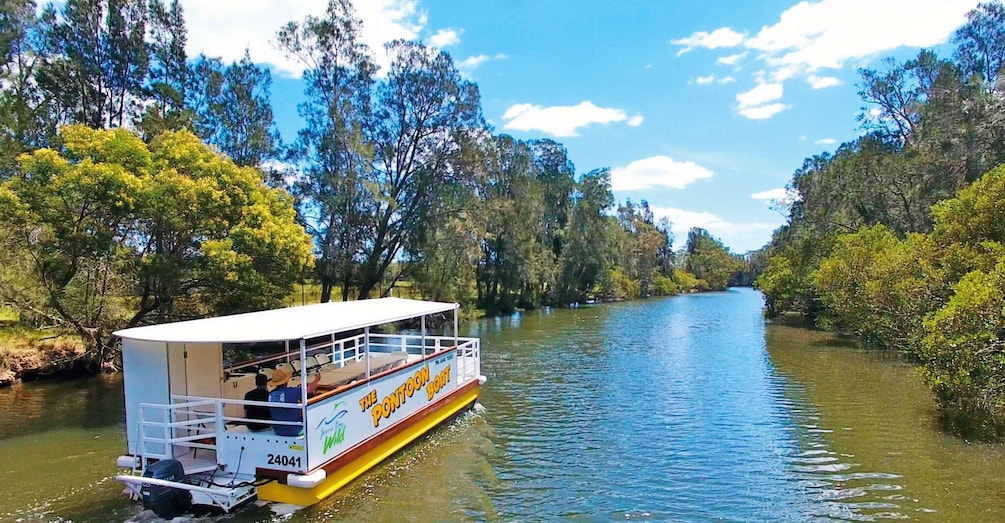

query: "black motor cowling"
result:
(141, 459), (192, 519)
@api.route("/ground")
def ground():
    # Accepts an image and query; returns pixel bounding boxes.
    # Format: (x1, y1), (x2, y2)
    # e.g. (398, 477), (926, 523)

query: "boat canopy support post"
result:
(364, 326), (370, 378)
(421, 316), (426, 355)
(299, 338), (307, 423)
(453, 305), (458, 348)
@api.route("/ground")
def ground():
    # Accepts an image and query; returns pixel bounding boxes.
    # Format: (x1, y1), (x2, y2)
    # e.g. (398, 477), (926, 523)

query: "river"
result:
(1, 288), (1003, 521)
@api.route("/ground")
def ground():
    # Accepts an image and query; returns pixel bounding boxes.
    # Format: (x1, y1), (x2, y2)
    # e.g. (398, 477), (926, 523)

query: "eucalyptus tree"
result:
(473, 135), (550, 313)
(36, 0), (149, 129)
(359, 39), (483, 299)
(276, 0), (375, 302)
(141, 0), (190, 138)
(0, 0), (53, 177)
(953, 1), (1005, 90)
(557, 168), (614, 303)
(530, 139), (575, 259)
(189, 52), (280, 169)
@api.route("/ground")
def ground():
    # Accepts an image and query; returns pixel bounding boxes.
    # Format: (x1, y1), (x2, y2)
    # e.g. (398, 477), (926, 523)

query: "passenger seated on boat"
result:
(267, 368), (320, 436)
(243, 374), (272, 431)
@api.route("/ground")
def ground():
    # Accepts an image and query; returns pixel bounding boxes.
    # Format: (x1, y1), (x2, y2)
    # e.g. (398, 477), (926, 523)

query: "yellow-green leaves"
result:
(0, 125), (313, 352)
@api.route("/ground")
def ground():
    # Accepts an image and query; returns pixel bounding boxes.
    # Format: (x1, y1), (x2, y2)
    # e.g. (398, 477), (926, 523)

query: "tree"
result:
(359, 39), (483, 299)
(684, 227), (743, 290)
(140, 0), (191, 138)
(0, 0), (54, 177)
(37, 0), (149, 130)
(953, 1), (1005, 90)
(473, 135), (549, 313)
(921, 260), (1005, 439)
(557, 168), (614, 303)
(190, 51), (280, 169)
(0, 125), (313, 366)
(276, 0), (375, 302)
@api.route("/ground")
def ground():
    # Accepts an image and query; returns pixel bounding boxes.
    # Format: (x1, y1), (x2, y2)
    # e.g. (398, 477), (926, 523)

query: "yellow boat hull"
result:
(257, 382), (480, 506)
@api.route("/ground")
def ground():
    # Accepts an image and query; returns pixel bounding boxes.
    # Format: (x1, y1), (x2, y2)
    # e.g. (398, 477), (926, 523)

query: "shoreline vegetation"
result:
(0, 0), (754, 387)
(754, 2), (1005, 441)
(0, 284), (745, 388)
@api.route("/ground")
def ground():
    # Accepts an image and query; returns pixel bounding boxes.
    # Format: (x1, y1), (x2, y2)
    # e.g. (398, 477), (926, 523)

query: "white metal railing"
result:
(137, 397), (304, 466)
(225, 333), (476, 379)
(455, 338), (480, 383)
(137, 399), (218, 464)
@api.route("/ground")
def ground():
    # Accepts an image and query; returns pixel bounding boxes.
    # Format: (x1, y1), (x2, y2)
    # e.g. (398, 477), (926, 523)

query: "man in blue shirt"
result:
(267, 367), (321, 436)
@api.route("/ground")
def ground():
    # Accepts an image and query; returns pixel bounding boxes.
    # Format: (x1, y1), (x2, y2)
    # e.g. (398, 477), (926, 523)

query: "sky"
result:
(176, 0), (983, 253)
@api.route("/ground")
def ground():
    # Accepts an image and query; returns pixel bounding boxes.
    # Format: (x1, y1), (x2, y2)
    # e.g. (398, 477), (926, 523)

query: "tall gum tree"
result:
(360, 39), (483, 299)
(276, 0), (375, 303)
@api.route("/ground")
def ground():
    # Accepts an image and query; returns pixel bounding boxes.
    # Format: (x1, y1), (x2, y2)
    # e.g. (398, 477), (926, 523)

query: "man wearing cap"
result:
(267, 368), (321, 437)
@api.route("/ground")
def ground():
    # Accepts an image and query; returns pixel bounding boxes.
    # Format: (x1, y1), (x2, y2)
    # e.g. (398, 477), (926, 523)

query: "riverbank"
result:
(0, 286), (732, 388)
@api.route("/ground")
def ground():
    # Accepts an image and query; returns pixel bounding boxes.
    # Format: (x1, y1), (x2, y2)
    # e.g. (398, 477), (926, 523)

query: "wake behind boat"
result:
(112, 297), (484, 518)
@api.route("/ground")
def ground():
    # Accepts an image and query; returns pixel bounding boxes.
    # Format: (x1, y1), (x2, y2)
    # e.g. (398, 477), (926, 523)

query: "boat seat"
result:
(315, 354), (331, 367)
(304, 355), (320, 372)
(276, 362), (294, 376)
(290, 360), (302, 373)
(259, 367), (274, 379)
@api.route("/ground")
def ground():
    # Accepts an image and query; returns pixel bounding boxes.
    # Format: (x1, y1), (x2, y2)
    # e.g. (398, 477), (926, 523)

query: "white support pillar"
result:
(421, 316), (427, 356)
(364, 327), (371, 378)
(299, 338), (308, 428)
(453, 304), (459, 348)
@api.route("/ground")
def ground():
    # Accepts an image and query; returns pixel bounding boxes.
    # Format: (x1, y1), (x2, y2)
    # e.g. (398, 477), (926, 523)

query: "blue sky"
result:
(178, 0), (982, 253)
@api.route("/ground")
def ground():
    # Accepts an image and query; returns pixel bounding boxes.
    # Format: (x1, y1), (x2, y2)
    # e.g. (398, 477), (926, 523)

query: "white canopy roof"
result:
(113, 297), (458, 343)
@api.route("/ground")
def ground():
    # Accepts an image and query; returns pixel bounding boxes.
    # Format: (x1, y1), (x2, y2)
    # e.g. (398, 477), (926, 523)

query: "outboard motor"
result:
(141, 459), (192, 519)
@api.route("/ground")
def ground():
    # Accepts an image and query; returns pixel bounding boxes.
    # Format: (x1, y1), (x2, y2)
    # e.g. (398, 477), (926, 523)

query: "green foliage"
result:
(651, 273), (680, 296)
(758, 2), (1005, 437)
(672, 269), (699, 292)
(920, 260), (1005, 439)
(684, 227), (743, 291)
(598, 267), (640, 301)
(0, 125), (312, 365)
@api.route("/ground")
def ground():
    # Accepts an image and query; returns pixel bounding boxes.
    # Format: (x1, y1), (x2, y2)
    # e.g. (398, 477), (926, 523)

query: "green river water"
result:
(1, 288), (1003, 521)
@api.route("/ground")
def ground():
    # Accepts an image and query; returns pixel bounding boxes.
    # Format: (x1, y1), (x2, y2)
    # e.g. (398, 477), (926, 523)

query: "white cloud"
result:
(428, 28), (460, 48)
(736, 82), (783, 108)
(671, 27), (745, 56)
(611, 156), (713, 192)
(744, 0), (979, 72)
(502, 101), (632, 137)
(751, 188), (788, 200)
(815, 138), (837, 145)
(627, 115), (644, 127)
(717, 52), (747, 66)
(735, 82), (789, 119)
(456, 53), (507, 74)
(807, 75), (842, 89)
(694, 75), (736, 86)
(738, 103), (790, 119)
(751, 187), (798, 210)
(457, 54), (490, 69)
(180, 0), (425, 77)
(672, 0), (979, 119)
(649, 206), (779, 252)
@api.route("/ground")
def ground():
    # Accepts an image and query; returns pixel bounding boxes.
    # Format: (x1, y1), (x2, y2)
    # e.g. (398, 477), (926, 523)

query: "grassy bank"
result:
(0, 307), (87, 387)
